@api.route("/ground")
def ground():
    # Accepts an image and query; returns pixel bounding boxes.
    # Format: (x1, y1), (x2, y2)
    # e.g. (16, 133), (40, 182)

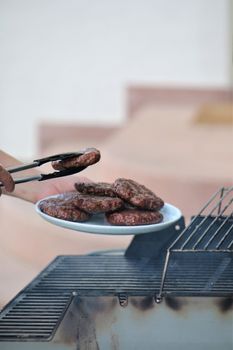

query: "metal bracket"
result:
(118, 294), (128, 307)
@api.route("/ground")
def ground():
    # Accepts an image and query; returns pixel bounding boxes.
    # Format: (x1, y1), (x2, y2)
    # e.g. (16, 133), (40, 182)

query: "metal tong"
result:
(0, 152), (86, 186)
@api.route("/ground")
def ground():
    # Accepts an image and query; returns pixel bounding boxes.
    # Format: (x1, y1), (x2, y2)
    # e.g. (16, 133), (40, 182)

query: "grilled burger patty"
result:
(39, 197), (90, 222)
(75, 182), (116, 197)
(106, 209), (163, 226)
(40, 192), (123, 215)
(113, 178), (164, 211)
(52, 147), (100, 170)
(69, 193), (124, 214)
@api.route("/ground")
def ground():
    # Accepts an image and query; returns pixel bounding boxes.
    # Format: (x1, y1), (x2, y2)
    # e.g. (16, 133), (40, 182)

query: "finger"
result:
(0, 165), (15, 192)
(72, 176), (92, 184)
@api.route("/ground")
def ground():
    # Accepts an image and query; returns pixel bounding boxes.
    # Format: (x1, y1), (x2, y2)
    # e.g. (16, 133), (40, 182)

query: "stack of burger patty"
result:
(40, 147), (164, 226)
(40, 179), (164, 226)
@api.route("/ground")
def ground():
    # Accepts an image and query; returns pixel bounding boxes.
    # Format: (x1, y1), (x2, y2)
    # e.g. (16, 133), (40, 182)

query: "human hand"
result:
(0, 150), (92, 203)
(31, 174), (91, 203)
(0, 164), (15, 196)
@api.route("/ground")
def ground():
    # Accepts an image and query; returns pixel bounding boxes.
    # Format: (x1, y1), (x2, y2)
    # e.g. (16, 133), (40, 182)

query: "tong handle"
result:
(0, 166), (86, 186)
(1, 151), (87, 186)
(1, 166), (87, 187)
(7, 162), (39, 174)
(39, 166), (86, 181)
(12, 175), (42, 185)
(6, 151), (84, 174)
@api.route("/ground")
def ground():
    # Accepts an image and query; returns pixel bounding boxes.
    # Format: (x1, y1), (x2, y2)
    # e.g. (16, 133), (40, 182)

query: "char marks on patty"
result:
(75, 182), (116, 197)
(39, 197), (90, 222)
(70, 193), (124, 214)
(106, 209), (163, 226)
(113, 178), (164, 210)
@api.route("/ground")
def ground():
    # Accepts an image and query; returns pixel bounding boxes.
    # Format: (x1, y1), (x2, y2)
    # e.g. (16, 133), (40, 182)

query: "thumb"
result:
(0, 165), (15, 192)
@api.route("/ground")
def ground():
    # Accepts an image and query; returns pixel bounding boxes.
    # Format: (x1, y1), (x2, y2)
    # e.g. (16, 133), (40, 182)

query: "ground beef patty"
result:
(70, 194), (124, 214)
(39, 197), (90, 222)
(52, 147), (100, 170)
(106, 209), (163, 226)
(75, 182), (116, 197)
(113, 178), (164, 210)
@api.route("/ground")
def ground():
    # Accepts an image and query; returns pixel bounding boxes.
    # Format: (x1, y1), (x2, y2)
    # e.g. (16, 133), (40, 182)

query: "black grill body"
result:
(0, 216), (232, 349)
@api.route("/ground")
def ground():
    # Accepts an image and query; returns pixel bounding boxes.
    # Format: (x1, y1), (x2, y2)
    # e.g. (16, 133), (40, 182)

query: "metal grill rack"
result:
(156, 187), (233, 302)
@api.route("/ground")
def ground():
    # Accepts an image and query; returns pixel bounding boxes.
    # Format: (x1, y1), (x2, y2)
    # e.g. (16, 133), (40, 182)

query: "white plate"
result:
(36, 196), (182, 235)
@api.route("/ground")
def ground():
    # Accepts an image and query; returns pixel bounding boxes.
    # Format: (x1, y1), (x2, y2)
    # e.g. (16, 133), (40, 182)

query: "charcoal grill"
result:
(0, 187), (232, 350)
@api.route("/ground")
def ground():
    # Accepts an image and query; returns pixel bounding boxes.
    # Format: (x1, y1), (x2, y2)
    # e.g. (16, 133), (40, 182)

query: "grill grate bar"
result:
(0, 332), (52, 336)
(2, 316), (63, 320)
(7, 312), (64, 317)
(0, 321), (57, 326)
(0, 336), (50, 340)
(0, 325), (54, 330)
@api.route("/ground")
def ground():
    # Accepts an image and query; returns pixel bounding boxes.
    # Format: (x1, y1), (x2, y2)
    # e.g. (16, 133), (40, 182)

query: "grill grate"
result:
(0, 292), (72, 341)
(163, 252), (233, 295)
(0, 253), (233, 341)
(170, 187), (233, 251)
(32, 256), (164, 294)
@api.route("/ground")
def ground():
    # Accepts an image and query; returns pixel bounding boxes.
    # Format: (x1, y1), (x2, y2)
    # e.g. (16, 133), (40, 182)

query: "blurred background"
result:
(0, 0), (232, 306)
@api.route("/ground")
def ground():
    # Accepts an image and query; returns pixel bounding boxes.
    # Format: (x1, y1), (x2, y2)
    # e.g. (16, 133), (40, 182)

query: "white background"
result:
(0, 0), (231, 158)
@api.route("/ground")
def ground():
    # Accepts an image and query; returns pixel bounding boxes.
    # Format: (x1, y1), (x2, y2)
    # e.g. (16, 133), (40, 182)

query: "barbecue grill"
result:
(0, 187), (232, 350)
